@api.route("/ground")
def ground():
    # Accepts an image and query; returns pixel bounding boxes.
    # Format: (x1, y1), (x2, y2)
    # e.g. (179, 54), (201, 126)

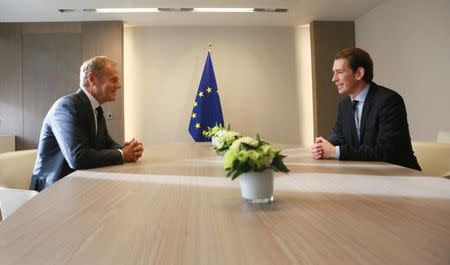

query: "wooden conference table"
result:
(0, 143), (449, 265)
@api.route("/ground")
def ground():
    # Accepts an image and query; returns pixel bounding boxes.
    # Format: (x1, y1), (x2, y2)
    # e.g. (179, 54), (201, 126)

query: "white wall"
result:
(124, 26), (312, 145)
(295, 25), (314, 147)
(356, 0), (450, 141)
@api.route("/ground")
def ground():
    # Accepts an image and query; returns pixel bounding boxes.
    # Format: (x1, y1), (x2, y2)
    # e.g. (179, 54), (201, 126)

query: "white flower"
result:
(238, 136), (258, 147)
(215, 130), (226, 138)
(229, 136), (258, 151)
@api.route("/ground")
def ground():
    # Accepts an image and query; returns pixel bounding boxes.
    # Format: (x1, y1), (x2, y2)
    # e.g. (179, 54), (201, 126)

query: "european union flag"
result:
(188, 52), (224, 142)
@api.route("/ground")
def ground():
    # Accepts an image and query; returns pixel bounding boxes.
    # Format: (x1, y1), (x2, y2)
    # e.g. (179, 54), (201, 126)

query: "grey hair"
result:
(79, 56), (117, 88)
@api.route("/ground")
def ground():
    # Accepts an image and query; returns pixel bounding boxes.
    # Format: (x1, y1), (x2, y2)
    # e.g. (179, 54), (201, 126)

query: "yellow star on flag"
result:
(191, 113), (197, 119)
(206, 87), (212, 93)
(202, 130), (207, 136)
(193, 101), (198, 107)
(195, 123), (201, 129)
(198, 91), (204, 97)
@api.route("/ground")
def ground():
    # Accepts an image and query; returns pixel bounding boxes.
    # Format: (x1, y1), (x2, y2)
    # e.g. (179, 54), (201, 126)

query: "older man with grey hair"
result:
(30, 56), (143, 191)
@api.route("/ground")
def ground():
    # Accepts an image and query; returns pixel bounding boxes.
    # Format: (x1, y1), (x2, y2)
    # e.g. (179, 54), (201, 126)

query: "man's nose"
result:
(331, 73), (337, 82)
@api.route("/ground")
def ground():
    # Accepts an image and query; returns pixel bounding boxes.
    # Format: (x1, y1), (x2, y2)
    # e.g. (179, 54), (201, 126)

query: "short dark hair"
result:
(335, 48), (373, 82)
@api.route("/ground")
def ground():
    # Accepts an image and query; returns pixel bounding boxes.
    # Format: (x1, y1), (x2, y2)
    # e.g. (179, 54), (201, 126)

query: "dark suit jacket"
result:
(30, 89), (123, 191)
(328, 82), (421, 171)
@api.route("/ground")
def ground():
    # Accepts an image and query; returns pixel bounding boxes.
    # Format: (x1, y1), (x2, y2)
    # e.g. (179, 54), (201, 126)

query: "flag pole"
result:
(208, 42), (212, 53)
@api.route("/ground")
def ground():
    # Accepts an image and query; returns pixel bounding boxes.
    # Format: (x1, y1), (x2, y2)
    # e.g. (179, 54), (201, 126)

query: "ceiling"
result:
(0, 0), (385, 27)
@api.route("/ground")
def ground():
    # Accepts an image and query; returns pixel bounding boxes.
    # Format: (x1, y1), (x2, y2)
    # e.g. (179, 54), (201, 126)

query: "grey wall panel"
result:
(22, 22), (81, 34)
(0, 23), (22, 149)
(1, 21), (123, 150)
(22, 33), (81, 149)
(81, 21), (124, 144)
(310, 21), (355, 138)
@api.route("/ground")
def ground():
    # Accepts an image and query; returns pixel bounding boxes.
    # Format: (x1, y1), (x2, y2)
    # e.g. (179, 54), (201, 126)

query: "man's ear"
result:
(356, 67), (365, 81)
(87, 72), (96, 86)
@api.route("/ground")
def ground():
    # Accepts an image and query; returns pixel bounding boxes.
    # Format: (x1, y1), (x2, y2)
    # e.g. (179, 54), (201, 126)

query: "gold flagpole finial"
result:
(208, 42), (212, 52)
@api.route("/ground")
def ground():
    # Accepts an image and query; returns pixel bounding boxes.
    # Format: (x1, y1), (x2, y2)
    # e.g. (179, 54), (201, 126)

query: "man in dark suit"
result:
(30, 56), (144, 191)
(311, 48), (421, 171)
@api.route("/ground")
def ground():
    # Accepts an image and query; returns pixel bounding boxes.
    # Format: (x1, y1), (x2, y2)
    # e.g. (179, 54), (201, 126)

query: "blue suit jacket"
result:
(328, 82), (421, 171)
(30, 89), (123, 191)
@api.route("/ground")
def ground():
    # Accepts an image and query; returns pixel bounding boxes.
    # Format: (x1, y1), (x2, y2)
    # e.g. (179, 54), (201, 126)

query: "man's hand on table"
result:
(122, 138), (144, 162)
(311, 137), (337, 160)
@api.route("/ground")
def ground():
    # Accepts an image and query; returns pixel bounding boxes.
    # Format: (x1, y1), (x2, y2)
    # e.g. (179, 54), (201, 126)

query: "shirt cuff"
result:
(336, 146), (340, 160)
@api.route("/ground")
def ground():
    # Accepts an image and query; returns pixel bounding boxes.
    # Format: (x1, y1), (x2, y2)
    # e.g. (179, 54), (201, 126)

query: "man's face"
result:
(92, 64), (121, 104)
(331, 58), (360, 96)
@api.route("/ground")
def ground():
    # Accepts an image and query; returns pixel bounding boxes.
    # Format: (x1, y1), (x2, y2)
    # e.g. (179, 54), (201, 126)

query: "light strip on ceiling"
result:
(58, 8), (288, 13)
(96, 8), (159, 13)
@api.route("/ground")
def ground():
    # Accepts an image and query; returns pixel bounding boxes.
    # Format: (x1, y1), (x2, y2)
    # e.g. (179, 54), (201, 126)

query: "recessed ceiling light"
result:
(158, 8), (194, 12)
(254, 8), (288, 13)
(193, 8), (254, 13)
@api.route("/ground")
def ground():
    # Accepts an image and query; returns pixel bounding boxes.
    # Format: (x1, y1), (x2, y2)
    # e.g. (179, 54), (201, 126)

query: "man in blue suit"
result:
(30, 56), (144, 191)
(311, 48), (421, 171)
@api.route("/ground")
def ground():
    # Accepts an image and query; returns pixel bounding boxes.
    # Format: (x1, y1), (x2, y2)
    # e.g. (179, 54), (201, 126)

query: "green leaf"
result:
(231, 170), (241, 180)
(272, 155), (289, 173)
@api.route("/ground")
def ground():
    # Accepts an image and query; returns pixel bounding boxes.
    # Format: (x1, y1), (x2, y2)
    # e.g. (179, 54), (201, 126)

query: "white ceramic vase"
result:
(239, 170), (274, 203)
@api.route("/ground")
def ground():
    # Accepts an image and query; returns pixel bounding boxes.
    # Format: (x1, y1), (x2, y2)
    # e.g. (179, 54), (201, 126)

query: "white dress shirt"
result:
(336, 83), (371, 159)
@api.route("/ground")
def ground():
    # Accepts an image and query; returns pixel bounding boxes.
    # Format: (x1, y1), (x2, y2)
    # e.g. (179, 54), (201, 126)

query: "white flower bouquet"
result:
(223, 134), (289, 180)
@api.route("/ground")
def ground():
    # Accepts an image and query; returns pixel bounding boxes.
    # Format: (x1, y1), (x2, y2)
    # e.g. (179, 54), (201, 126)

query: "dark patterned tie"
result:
(96, 106), (105, 138)
(352, 100), (359, 112)
(351, 100), (360, 146)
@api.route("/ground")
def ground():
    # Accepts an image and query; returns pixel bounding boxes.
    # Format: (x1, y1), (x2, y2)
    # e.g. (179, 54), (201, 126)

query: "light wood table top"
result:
(1, 143), (449, 265)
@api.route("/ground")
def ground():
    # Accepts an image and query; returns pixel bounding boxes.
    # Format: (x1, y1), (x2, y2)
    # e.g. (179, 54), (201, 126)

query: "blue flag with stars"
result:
(188, 52), (224, 142)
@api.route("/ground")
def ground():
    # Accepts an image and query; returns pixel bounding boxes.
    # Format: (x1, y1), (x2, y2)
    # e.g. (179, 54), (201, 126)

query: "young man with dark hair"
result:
(311, 48), (421, 171)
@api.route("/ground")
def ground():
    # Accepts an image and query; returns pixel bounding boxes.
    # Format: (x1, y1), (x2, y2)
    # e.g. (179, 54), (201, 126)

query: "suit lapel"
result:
(76, 89), (97, 142)
(359, 83), (376, 143)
